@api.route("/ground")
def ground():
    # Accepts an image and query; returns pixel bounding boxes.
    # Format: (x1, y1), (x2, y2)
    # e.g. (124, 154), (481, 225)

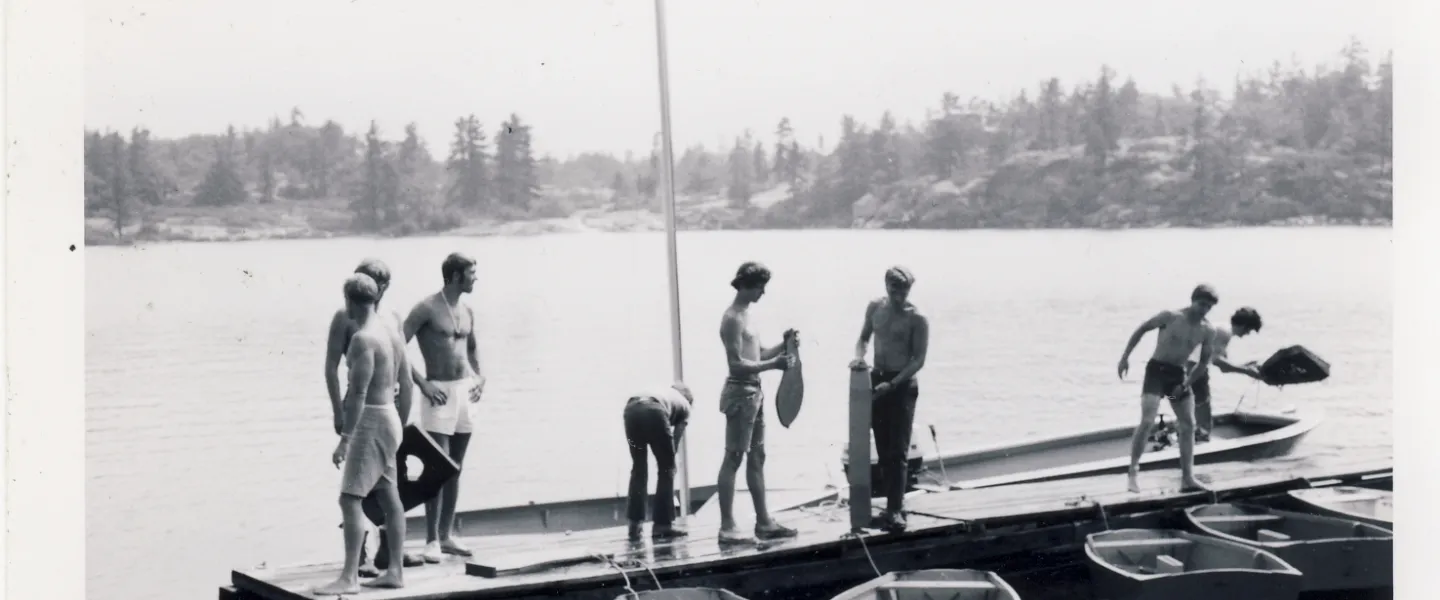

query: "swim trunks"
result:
(341, 404), (403, 498)
(418, 377), (478, 436)
(719, 377), (764, 453)
(1141, 359), (1193, 401)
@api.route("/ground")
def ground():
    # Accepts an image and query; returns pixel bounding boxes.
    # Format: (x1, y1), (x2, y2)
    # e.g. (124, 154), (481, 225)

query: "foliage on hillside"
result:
(84, 40), (1390, 244)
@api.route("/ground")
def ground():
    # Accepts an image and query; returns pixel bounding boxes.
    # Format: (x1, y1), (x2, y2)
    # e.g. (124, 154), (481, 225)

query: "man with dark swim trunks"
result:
(403, 252), (486, 562)
(323, 259), (424, 574)
(1117, 284), (1219, 494)
(716, 262), (799, 544)
(850, 266), (929, 532)
(1187, 307), (1266, 442)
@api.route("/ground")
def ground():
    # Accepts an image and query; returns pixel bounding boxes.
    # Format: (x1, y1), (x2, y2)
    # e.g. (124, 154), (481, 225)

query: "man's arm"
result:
(466, 305), (481, 378)
(1182, 327), (1217, 388)
(887, 313), (929, 385)
(853, 299), (879, 362)
(394, 344), (415, 426)
(1120, 311), (1171, 360)
(341, 335), (377, 441)
(401, 301), (430, 385)
(721, 315), (781, 375)
(323, 311), (350, 431)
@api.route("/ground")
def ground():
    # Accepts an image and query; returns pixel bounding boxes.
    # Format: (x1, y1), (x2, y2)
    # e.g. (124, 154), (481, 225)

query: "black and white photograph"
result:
(3, 1), (1435, 600)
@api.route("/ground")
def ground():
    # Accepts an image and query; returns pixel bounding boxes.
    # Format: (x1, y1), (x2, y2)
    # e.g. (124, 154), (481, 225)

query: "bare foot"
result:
(361, 572), (404, 589)
(1126, 471), (1141, 493)
(1181, 479), (1211, 493)
(439, 538), (472, 557)
(312, 577), (360, 596)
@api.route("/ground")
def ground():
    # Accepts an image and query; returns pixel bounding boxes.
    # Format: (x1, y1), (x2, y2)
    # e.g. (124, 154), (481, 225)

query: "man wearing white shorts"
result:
(403, 252), (485, 562)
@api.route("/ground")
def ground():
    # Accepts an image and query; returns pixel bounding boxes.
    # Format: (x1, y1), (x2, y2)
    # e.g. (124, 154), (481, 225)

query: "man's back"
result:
(351, 326), (399, 406)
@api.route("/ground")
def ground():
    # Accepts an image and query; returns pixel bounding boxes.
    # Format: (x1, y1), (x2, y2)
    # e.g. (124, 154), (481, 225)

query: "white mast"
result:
(651, 0), (690, 520)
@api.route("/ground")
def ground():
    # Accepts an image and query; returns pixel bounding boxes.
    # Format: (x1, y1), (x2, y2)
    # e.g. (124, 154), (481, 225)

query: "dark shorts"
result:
(1142, 359), (1192, 401)
(1185, 361), (1211, 405)
(719, 378), (764, 454)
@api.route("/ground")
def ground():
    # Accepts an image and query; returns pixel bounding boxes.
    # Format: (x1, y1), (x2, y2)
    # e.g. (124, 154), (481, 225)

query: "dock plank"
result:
(230, 457), (1390, 600)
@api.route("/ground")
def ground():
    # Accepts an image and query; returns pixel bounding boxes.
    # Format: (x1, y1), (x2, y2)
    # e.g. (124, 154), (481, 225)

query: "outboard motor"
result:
(840, 430), (925, 493)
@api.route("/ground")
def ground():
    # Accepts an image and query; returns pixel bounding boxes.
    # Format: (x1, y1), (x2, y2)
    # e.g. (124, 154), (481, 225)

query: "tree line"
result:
(85, 38), (1391, 238)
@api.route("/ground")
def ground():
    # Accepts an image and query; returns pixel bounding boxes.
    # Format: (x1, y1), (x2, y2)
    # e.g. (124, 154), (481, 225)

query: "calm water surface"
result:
(86, 228), (1392, 600)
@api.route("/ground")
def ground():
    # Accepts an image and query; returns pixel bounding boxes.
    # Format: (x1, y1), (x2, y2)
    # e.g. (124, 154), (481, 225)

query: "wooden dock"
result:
(223, 458), (1391, 600)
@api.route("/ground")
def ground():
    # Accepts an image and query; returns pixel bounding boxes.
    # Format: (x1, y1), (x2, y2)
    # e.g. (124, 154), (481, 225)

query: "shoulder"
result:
(329, 309), (352, 330)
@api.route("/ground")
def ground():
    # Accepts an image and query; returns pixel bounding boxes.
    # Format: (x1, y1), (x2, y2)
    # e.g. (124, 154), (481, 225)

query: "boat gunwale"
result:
(826, 568), (1021, 600)
(1283, 486), (1394, 527)
(941, 409), (1324, 490)
(1083, 528), (1305, 582)
(1183, 502), (1394, 549)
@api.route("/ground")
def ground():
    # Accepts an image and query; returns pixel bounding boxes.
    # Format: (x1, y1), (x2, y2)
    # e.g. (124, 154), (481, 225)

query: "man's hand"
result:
(469, 376), (486, 403)
(770, 354), (794, 371)
(332, 438), (349, 468)
(1117, 358), (1129, 380)
(419, 380), (447, 406)
(784, 329), (800, 348)
(849, 358), (869, 370)
(1167, 383), (1190, 400)
(873, 381), (894, 400)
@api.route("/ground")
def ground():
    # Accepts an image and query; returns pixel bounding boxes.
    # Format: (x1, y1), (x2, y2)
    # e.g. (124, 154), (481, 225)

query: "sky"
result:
(85, 0), (1394, 160)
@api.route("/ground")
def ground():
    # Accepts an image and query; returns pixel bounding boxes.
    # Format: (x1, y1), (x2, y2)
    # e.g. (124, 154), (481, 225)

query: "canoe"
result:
(1284, 486), (1393, 529)
(1183, 503), (1393, 592)
(828, 569), (1021, 600)
(1084, 529), (1304, 600)
(844, 410), (1320, 492)
(615, 589), (749, 600)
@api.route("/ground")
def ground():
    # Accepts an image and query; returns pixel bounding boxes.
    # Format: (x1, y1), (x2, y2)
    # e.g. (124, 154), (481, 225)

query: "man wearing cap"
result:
(850, 266), (929, 532)
(1117, 284), (1219, 494)
(716, 261), (799, 543)
(623, 381), (695, 542)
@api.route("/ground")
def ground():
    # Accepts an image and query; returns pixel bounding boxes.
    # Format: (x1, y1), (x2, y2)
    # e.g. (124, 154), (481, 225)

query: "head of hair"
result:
(1191, 284), (1218, 304)
(1231, 307), (1263, 332)
(885, 266), (915, 288)
(441, 252), (476, 284)
(730, 261), (772, 290)
(343, 273), (380, 305)
(354, 258), (391, 288)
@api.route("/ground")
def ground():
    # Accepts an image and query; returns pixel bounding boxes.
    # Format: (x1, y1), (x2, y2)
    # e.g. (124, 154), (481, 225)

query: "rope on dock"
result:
(842, 531), (882, 578)
(596, 553), (638, 598)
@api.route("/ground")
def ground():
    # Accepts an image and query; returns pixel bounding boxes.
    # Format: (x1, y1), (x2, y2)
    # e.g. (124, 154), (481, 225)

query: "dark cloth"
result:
(360, 424), (460, 526)
(871, 369), (919, 512)
(1141, 359), (1193, 400)
(624, 396), (678, 525)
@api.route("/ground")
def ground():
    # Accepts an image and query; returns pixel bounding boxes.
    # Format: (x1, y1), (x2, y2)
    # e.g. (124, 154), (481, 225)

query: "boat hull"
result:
(914, 410), (1319, 490)
(402, 485), (719, 540)
(1184, 503), (1393, 592)
(827, 569), (1020, 600)
(617, 589), (749, 600)
(1084, 529), (1304, 600)
(1284, 486), (1393, 529)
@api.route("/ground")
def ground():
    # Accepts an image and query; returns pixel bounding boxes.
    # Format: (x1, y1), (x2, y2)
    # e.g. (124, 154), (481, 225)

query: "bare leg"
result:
(439, 432), (473, 556)
(746, 448), (772, 526)
(1127, 394), (1162, 493)
(421, 433), (450, 562)
(717, 451), (745, 534)
(1171, 395), (1209, 491)
(363, 481), (406, 589)
(314, 495), (367, 595)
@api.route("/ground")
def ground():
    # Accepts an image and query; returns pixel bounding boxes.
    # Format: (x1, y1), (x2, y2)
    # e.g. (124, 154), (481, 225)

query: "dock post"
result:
(848, 365), (872, 530)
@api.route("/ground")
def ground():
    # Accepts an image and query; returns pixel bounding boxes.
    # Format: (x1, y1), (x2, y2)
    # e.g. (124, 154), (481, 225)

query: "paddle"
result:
(847, 362), (873, 531)
(775, 330), (804, 428)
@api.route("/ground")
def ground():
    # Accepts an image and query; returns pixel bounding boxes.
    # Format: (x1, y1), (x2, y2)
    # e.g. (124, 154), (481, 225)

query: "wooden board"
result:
(775, 334), (803, 428)
(469, 547), (615, 579)
(848, 365), (873, 530)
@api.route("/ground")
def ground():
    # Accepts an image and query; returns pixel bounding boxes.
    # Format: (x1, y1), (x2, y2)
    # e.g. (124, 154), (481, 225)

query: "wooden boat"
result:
(1183, 503), (1393, 592)
(1083, 529), (1303, 600)
(845, 410), (1321, 492)
(828, 569), (1021, 600)
(615, 589), (749, 600)
(1284, 486), (1392, 529)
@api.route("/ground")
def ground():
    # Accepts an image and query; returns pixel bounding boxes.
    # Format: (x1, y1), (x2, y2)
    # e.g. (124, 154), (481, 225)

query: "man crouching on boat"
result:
(1189, 307), (1266, 442)
(323, 259), (424, 574)
(1117, 284), (1219, 495)
(403, 252), (485, 562)
(850, 266), (929, 533)
(317, 273), (413, 595)
(624, 381), (694, 542)
(716, 261), (799, 543)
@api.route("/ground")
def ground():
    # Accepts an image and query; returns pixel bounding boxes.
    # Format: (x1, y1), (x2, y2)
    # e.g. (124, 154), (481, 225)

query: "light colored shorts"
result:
(719, 379), (765, 454)
(418, 377), (478, 436)
(340, 404), (403, 498)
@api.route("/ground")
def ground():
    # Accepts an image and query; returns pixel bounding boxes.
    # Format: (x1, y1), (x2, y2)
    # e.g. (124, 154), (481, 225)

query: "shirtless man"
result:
(716, 261), (798, 543)
(1117, 284), (1219, 494)
(403, 252), (485, 562)
(323, 259), (424, 573)
(850, 266), (929, 532)
(1188, 307), (1266, 442)
(315, 273), (413, 595)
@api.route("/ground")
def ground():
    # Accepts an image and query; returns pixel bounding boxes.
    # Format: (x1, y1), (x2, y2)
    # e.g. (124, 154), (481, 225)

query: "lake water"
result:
(85, 227), (1392, 600)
